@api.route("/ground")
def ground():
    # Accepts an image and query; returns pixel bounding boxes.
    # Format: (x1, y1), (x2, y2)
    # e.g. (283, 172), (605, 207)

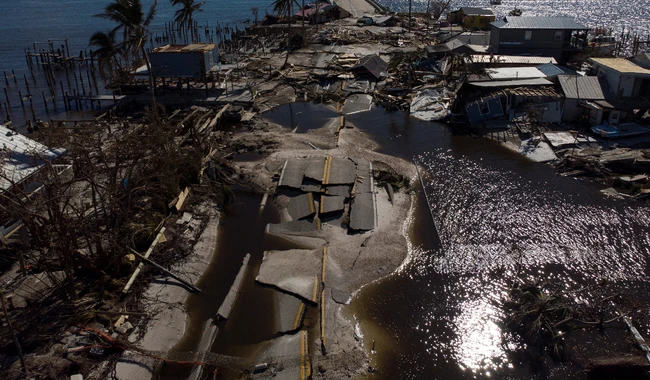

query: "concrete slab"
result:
(342, 94), (373, 115)
(543, 131), (579, 148)
(320, 195), (346, 214)
(256, 249), (321, 302)
(300, 182), (322, 193)
(217, 254), (250, 320)
(278, 160), (305, 189)
(275, 290), (306, 333)
(327, 157), (357, 185)
(325, 185), (351, 197)
(351, 158), (372, 194)
(518, 139), (557, 162)
(320, 288), (339, 355)
(349, 192), (376, 231)
(286, 193), (316, 220)
(303, 158), (326, 182)
(253, 331), (311, 380)
(267, 219), (320, 234)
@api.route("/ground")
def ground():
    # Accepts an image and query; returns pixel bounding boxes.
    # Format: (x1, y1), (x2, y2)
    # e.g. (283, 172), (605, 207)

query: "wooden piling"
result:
(18, 90), (25, 110)
(23, 74), (31, 96)
(42, 91), (49, 113)
(4, 88), (11, 108)
(28, 96), (36, 121)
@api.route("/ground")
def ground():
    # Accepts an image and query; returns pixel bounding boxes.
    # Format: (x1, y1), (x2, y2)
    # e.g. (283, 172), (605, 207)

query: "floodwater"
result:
(345, 106), (650, 379)
(160, 191), (306, 379)
(160, 104), (650, 379)
(262, 102), (339, 133)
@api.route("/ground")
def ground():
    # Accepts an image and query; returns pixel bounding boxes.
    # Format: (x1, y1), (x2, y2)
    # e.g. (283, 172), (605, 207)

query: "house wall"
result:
(448, 10), (464, 24)
(489, 28), (573, 61)
(593, 64), (648, 98)
(150, 47), (218, 78)
(464, 15), (496, 30)
(562, 99), (583, 122)
(510, 100), (563, 123)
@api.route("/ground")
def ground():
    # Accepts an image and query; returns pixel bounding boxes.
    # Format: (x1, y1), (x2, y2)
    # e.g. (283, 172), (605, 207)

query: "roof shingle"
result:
(491, 17), (589, 30)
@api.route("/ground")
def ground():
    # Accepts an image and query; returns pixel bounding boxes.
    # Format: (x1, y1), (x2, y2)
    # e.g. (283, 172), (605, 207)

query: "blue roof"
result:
(491, 17), (589, 30)
(536, 63), (573, 77)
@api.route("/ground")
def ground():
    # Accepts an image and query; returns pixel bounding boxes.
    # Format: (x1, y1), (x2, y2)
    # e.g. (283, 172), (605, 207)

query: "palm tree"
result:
(95, 0), (158, 112)
(171, 0), (205, 42)
(271, 0), (299, 67)
(89, 30), (125, 85)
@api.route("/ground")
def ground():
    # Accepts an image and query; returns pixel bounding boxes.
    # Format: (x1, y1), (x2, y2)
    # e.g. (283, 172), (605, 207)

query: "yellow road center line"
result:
(308, 192), (314, 214)
(311, 276), (319, 302)
(321, 246), (327, 285)
(293, 302), (305, 331)
(320, 289), (326, 350)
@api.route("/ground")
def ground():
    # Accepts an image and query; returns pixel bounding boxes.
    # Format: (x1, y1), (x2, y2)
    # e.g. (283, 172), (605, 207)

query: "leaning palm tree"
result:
(271, 0), (299, 67)
(171, 0), (205, 42)
(89, 30), (125, 85)
(95, 0), (158, 112)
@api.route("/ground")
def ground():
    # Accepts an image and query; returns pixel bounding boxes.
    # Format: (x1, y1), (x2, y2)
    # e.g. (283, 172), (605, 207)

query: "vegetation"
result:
(91, 0), (158, 107)
(171, 0), (205, 42)
(271, 0), (300, 67)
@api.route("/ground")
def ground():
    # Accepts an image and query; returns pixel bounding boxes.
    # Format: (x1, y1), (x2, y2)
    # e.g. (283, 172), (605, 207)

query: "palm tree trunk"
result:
(141, 45), (157, 118)
(301, 0), (305, 35)
(283, 6), (292, 67)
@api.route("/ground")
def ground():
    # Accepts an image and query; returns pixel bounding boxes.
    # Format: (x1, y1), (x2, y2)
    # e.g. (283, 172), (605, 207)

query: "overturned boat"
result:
(591, 122), (650, 138)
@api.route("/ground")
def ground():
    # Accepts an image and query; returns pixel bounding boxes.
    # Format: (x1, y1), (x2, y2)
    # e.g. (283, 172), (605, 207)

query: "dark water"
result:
(346, 106), (650, 379)
(160, 191), (305, 379)
(0, 0), (270, 126)
(262, 102), (339, 133)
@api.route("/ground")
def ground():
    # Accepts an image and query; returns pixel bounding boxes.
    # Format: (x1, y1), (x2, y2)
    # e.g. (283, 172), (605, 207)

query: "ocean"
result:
(1, 0), (649, 74)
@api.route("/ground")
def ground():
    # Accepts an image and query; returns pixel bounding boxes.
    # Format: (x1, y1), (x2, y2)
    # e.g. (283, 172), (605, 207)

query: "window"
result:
(555, 31), (563, 40)
(524, 31), (532, 40)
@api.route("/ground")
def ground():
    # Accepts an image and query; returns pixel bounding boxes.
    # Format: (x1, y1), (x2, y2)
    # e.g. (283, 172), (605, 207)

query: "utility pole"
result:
(409, 0), (412, 32)
(0, 290), (27, 375)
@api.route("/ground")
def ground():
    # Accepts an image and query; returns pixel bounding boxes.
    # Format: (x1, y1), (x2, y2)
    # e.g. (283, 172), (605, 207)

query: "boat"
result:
(490, 0), (502, 4)
(587, 34), (617, 55)
(591, 122), (650, 138)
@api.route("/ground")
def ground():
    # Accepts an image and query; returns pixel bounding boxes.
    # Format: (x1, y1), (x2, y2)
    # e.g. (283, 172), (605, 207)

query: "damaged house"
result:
(0, 125), (70, 242)
(464, 86), (563, 125)
(294, 1), (352, 24)
(489, 17), (589, 63)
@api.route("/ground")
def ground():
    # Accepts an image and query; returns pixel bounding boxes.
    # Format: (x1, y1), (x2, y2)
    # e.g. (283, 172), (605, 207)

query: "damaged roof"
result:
(558, 75), (612, 100)
(349, 55), (388, 79)
(492, 17), (588, 30)
(0, 125), (66, 191)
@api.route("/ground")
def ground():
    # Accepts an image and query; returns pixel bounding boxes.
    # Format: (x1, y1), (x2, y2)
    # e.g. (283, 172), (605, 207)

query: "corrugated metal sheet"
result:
(468, 78), (553, 87)
(487, 67), (546, 80)
(558, 75), (609, 100)
(469, 55), (557, 65)
(633, 53), (650, 70)
(455, 32), (491, 46)
(536, 63), (572, 77)
(491, 17), (588, 30)
(0, 125), (66, 191)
